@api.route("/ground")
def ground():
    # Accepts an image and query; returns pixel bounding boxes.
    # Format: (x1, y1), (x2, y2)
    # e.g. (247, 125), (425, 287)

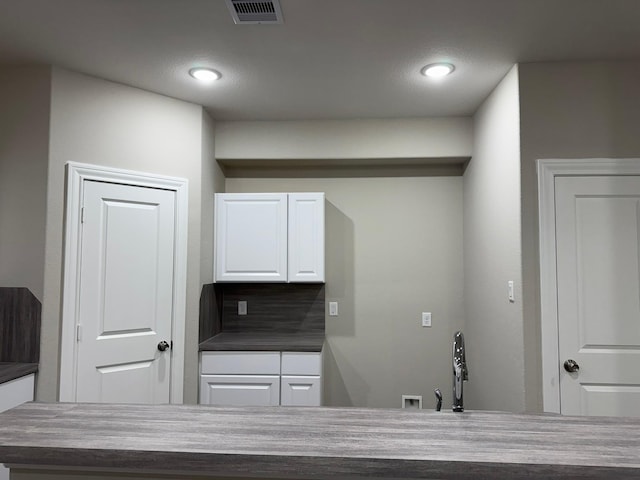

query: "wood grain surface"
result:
(0, 363), (38, 385)
(1, 403), (640, 479)
(0, 288), (41, 363)
(221, 283), (325, 334)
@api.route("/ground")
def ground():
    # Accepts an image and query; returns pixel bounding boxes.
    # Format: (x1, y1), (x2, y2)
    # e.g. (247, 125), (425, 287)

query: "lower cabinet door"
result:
(281, 375), (321, 406)
(200, 375), (280, 406)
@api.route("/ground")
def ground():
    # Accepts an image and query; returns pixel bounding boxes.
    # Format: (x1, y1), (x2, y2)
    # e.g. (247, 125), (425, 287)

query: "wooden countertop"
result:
(0, 363), (38, 385)
(199, 331), (325, 352)
(1, 402), (640, 479)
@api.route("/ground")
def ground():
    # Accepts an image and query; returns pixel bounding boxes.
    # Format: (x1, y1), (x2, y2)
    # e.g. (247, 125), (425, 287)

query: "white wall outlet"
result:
(508, 281), (515, 303)
(401, 394), (423, 409)
(421, 312), (432, 327)
(238, 300), (247, 315)
(329, 301), (338, 316)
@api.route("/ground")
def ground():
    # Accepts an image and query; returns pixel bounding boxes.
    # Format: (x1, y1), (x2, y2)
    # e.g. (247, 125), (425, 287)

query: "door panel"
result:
(200, 375), (280, 406)
(556, 176), (640, 416)
(76, 180), (175, 403)
(288, 193), (325, 283)
(215, 193), (288, 282)
(281, 375), (321, 406)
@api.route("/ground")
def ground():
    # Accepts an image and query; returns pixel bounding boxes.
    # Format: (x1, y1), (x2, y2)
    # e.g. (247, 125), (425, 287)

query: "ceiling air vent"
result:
(225, 0), (283, 24)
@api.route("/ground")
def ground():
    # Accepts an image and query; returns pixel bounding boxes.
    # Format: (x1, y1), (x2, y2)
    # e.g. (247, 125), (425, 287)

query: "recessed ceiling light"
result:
(421, 63), (455, 78)
(189, 67), (221, 82)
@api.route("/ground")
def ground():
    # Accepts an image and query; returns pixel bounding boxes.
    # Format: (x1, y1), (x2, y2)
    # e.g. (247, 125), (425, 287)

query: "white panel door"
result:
(288, 193), (325, 283)
(281, 375), (321, 406)
(200, 375), (280, 406)
(215, 193), (288, 282)
(76, 180), (175, 403)
(556, 176), (640, 416)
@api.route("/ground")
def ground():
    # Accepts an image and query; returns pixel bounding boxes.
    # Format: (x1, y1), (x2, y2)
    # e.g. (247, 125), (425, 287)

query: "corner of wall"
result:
(463, 63), (525, 412)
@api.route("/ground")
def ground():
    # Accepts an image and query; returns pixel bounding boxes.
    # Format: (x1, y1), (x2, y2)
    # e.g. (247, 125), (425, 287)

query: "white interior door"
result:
(556, 175), (640, 416)
(75, 180), (175, 403)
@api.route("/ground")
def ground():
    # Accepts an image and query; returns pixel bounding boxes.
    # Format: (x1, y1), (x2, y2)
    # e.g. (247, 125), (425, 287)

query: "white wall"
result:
(0, 66), (51, 300)
(519, 61), (640, 411)
(215, 118), (472, 160)
(227, 176), (464, 409)
(39, 68), (214, 402)
(463, 66), (524, 412)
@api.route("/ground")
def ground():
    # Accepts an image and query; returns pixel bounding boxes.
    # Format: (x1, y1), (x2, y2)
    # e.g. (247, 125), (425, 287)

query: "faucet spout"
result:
(452, 331), (468, 412)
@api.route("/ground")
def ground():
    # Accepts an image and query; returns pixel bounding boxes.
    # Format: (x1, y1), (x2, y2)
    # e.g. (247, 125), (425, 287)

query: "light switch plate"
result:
(422, 312), (432, 327)
(329, 301), (338, 316)
(238, 300), (247, 315)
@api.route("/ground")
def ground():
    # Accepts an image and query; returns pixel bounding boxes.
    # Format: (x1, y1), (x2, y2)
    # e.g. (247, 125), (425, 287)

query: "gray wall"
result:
(0, 66), (51, 301)
(39, 67), (218, 402)
(226, 176), (464, 409)
(215, 118), (472, 160)
(519, 61), (640, 412)
(463, 66), (525, 412)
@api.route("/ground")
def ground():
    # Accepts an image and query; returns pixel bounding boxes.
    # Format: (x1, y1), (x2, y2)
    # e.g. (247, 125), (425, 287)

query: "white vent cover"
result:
(225, 0), (283, 24)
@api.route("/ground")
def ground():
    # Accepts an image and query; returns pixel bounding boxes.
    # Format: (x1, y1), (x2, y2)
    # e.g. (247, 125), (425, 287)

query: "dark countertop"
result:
(0, 363), (38, 385)
(199, 331), (325, 352)
(1, 402), (640, 479)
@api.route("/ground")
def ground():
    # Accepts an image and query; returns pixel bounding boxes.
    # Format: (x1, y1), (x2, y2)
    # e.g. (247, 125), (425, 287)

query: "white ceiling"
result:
(1, 0), (640, 120)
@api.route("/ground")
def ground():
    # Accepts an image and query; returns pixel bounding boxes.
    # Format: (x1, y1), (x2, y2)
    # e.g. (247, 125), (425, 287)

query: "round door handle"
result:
(564, 359), (580, 373)
(157, 341), (170, 352)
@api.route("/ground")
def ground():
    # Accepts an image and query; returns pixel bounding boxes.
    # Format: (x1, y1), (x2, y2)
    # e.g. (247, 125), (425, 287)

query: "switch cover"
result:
(422, 312), (432, 327)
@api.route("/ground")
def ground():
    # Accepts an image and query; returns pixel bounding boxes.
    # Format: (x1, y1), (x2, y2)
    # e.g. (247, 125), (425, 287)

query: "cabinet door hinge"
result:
(76, 324), (83, 342)
(81, 207), (85, 224)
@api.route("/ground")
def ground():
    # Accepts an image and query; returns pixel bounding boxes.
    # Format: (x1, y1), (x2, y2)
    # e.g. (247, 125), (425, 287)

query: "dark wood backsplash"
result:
(199, 283), (325, 342)
(0, 287), (41, 363)
(199, 283), (222, 343)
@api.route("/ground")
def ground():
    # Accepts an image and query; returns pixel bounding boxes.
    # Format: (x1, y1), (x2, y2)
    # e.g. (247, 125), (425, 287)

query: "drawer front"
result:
(201, 351), (280, 375)
(0, 374), (35, 413)
(200, 375), (280, 406)
(281, 351), (322, 376)
(281, 375), (321, 406)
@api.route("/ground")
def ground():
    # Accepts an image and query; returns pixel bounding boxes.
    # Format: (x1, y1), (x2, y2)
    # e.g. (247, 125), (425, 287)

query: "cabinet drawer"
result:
(281, 351), (322, 375)
(200, 375), (280, 406)
(281, 375), (321, 406)
(201, 352), (280, 375)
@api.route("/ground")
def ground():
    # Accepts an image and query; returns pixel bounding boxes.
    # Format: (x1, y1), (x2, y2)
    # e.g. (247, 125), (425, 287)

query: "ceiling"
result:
(1, 0), (640, 121)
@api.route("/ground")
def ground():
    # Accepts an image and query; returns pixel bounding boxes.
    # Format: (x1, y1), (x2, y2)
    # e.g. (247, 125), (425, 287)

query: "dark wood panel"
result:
(1, 403), (640, 479)
(0, 363), (38, 384)
(199, 283), (222, 344)
(0, 288), (41, 363)
(220, 283), (325, 334)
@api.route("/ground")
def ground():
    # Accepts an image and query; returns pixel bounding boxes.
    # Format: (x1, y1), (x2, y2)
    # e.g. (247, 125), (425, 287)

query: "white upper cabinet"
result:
(215, 192), (325, 283)
(288, 193), (325, 283)
(215, 193), (288, 282)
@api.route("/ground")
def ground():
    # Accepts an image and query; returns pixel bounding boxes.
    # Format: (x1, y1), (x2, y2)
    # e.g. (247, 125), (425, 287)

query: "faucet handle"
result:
(434, 388), (443, 411)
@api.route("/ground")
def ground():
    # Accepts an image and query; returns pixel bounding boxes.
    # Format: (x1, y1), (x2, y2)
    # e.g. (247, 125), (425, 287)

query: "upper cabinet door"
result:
(288, 193), (325, 283)
(215, 193), (288, 282)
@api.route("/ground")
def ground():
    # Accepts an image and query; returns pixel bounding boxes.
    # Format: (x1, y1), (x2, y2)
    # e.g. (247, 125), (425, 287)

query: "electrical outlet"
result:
(329, 301), (338, 316)
(401, 395), (423, 409)
(508, 281), (515, 303)
(422, 312), (432, 327)
(238, 300), (247, 315)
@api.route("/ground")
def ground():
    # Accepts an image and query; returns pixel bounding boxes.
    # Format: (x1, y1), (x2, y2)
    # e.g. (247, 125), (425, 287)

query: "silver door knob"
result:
(564, 359), (580, 373)
(157, 341), (170, 352)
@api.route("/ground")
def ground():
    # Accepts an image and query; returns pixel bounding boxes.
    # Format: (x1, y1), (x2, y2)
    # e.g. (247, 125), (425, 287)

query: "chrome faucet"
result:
(452, 331), (468, 412)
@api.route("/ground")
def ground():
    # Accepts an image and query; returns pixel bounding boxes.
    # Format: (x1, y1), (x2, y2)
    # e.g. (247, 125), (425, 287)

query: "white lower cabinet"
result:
(0, 373), (35, 480)
(199, 351), (322, 407)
